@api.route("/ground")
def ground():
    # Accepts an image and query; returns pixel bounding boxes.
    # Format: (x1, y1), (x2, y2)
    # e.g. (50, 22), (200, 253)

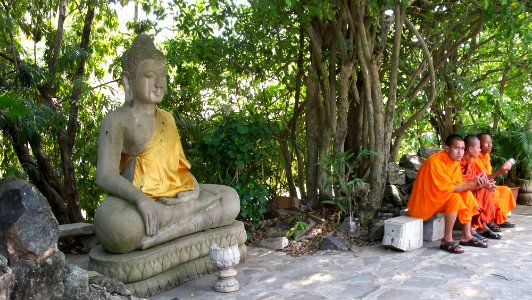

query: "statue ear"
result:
(122, 73), (132, 103)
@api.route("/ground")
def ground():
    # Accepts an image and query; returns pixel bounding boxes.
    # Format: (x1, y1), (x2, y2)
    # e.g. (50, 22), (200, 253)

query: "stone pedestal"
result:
(423, 213), (445, 241)
(89, 221), (247, 298)
(210, 244), (240, 293)
(382, 216), (423, 251)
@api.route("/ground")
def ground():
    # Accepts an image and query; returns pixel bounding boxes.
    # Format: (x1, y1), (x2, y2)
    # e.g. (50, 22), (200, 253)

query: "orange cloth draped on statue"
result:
(478, 153), (516, 224)
(407, 150), (478, 224)
(460, 157), (496, 228)
(119, 108), (195, 199)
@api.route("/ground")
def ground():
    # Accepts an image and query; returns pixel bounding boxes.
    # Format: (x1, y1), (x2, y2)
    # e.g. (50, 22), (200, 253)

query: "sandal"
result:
(499, 221), (515, 228)
(479, 229), (502, 240)
(487, 222), (501, 232)
(459, 236), (488, 248)
(472, 233), (488, 243)
(439, 241), (464, 254)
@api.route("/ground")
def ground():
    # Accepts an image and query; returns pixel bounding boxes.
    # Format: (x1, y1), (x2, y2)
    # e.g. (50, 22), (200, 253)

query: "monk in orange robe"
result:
(408, 134), (487, 254)
(478, 133), (516, 230)
(460, 135), (500, 240)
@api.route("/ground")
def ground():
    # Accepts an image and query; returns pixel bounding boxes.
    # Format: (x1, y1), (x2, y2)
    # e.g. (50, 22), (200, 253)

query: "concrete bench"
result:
(58, 222), (95, 238)
(382, 216), (423, 251)
(59, 222), (97, 252)
(383, 212), (445, 251)
(400, 209), (445, 242)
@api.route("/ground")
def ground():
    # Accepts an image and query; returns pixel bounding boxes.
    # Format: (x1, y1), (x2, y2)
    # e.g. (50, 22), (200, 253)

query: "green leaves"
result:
(0, 91), (29, 120)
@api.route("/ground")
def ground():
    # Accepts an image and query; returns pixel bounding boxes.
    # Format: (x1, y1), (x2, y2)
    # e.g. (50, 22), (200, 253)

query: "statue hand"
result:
(136, 199), (160, 236)
(158, 197), (190, 206)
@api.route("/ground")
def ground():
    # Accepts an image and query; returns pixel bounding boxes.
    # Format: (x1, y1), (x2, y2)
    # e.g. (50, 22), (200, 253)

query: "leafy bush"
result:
(184, 111), (280, 224)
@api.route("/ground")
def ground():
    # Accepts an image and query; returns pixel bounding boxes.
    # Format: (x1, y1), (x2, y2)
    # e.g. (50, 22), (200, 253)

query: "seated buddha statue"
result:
(93, 34), (240, 254)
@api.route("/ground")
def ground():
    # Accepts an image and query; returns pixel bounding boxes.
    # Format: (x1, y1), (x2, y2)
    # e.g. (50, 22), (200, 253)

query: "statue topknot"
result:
(121, 34), (166, 79)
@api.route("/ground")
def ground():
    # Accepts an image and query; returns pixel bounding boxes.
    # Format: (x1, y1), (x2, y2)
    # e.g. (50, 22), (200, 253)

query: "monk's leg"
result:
(460, 221), (474, 242)
(443, 212), (457, 243)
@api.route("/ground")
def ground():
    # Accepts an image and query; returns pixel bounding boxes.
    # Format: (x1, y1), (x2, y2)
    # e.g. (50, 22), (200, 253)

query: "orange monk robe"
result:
(119, 108), (195, 199)
(478, 153), (516, 224)
(460, 157), (496, 228)
(408, 151), (478, 224)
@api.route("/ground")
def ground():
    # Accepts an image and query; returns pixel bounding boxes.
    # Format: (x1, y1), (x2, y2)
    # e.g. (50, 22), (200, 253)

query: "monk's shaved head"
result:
(445, 134), (464, 147)
(464, 135), (480, 148)
(477, 132), (491, 142)
(477, 132), (493, 154)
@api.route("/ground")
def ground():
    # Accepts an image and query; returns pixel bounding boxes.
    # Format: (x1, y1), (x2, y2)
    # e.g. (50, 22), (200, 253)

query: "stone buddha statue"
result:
(93, 34), (240, 254)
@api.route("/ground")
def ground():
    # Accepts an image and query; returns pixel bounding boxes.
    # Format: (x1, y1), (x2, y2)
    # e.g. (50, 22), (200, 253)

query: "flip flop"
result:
(472, 233), (488, 243)
(439, 241), (464, 254)
(487, 222), (501, 232)
(459, 236), (488, 248)
(499, 221), (515, 228)
(479, 229), (502, 240)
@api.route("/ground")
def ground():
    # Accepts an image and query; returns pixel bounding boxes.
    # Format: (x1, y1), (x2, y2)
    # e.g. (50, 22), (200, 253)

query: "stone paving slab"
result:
(68, 205), (532, 300)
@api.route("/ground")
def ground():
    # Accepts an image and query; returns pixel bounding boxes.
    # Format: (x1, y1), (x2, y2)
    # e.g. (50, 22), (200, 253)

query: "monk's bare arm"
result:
(454, 173), (486, 192)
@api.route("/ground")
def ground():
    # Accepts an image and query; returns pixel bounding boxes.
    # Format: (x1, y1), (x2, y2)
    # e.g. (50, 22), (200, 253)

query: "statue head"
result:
(121, 34), (167, 103)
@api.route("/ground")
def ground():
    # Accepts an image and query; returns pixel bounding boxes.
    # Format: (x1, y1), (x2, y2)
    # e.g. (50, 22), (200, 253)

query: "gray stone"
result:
(399, 154), (425, 171)
(384, 185), (404, 206)
(64, 264), (89, 300)
(320, 235), (347, 251)
(0, 265), (15, 300)
(0, 253), (6, 267)
(338, 217), (359, 236)
(0, 177), (59, 261)
(417, 146), (441, 158)
(256, 237), (289, 250)
(10, 250), (67, 300)
(368, 220), (385, 241)
(404, 169), (418, 184)
(89, 275), (131, 296)
(59, 223), (95, 238)
(387, 163), (406, 185)
(382, 216), (423, 251)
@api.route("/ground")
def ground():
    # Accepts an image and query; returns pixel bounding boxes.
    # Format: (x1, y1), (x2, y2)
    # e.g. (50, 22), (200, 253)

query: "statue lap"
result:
(94, 184), (240, 254)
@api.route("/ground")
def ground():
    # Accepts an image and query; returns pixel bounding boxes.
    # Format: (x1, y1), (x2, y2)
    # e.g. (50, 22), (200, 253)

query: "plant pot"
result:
(509, 187), (520, 200)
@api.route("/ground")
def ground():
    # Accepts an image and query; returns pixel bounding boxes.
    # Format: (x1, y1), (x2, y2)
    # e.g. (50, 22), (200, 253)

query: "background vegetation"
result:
(0, 0), (530, 226)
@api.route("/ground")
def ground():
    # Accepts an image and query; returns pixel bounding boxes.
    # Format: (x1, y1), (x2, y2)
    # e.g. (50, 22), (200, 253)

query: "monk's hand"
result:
(136, 199), (160, 236)
(486, 179), (497, 192)
(475, 173), (488, 187)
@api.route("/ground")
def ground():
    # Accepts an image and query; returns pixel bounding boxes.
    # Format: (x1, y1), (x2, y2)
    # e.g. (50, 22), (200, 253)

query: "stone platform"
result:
(89, 221), (247, 297)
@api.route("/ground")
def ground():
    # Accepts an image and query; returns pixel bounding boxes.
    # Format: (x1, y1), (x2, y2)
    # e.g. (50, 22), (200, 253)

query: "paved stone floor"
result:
(69, 205), (532, 300)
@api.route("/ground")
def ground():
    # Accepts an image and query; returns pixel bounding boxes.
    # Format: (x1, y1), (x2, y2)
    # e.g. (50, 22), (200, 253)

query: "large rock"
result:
(384, 185), (404, 207)
(320, 235), (347, 251)
(0, 177), (59, 261)
(404, 169), (418, 184)
(399, 154), (425, 171)
(387, 163), (406, 185)
(338, 217), (358, 236)
(64, 264), (89, 300)
(417, 146), (440, 158)
(10, 251), (67, 299)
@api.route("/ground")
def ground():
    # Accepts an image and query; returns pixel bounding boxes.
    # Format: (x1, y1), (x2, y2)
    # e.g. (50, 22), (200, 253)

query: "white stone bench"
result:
(383, 212), (445, 251)
(382, 216), (423, 251)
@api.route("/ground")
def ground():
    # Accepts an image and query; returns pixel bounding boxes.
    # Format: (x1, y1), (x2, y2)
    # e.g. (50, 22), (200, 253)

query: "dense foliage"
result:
(0, 0), (530, 225)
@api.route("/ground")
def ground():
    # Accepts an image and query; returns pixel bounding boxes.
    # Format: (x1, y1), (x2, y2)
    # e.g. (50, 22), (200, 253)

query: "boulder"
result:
(417, 146), (440, 158)
(367, 220), (385, 241)
(384, 185), (404, 207)
(64, 264), (89, 300)
(338, 217), (359, 236)
(0, 177), (59, 262)
(387, 163), (406, 185)
(399, 154), (425, 171)
(256, 237), (289, 250)
(320, 235), (347, 251)
(404, 169), (418, 184)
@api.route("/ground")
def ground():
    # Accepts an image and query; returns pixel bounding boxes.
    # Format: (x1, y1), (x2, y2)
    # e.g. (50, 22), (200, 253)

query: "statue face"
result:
(130, 59), (167, 105)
